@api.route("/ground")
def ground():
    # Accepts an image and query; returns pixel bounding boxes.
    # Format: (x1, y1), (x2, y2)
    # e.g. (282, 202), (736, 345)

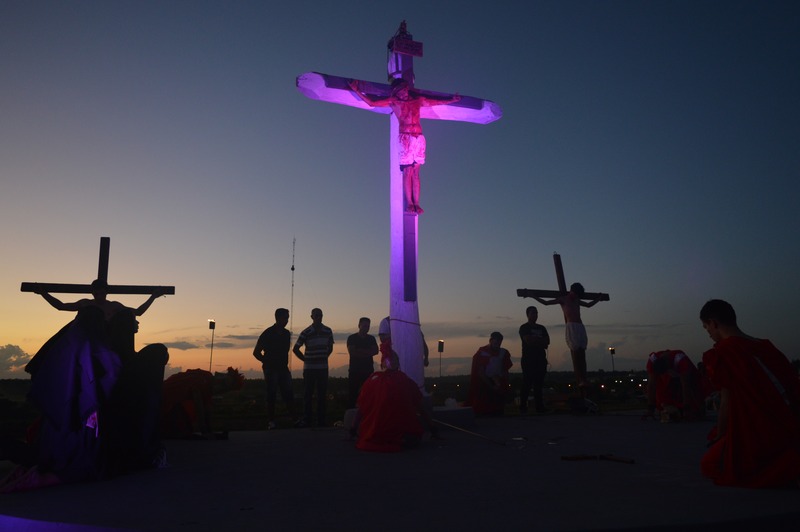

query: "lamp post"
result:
(438, 340), (444, 379)
(208, 319), (216, 372)
(608, 347), (616, 374)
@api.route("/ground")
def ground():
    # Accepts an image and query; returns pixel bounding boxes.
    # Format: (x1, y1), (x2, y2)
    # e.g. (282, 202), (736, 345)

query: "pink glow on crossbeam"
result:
(296, 72), (502, 124)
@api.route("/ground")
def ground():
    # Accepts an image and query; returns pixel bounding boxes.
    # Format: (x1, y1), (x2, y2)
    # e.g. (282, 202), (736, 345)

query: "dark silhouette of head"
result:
(108, 308), (138, 357)
(91, 279), (109, 300)
(699, 299), (737, 327)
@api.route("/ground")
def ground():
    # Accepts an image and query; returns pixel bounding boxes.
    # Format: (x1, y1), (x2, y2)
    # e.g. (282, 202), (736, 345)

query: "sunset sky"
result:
(2, 1), (798, 379)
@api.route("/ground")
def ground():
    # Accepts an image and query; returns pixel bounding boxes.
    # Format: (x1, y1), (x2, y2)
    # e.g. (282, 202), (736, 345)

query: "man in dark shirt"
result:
(253, 308), (298, 429)
(518, 306), (550, 413)
(346, 317), (379, 408)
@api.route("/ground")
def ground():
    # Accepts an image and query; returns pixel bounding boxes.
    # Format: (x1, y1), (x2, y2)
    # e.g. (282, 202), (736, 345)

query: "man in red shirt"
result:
(699, 299), (800, 488)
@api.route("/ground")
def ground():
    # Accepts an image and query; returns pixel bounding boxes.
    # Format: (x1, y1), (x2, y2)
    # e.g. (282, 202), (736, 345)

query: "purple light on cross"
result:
(296, 22), (501, 388)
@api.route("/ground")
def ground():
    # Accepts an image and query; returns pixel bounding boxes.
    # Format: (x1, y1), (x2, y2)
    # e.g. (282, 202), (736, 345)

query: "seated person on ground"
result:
(351, 341), (436, 452)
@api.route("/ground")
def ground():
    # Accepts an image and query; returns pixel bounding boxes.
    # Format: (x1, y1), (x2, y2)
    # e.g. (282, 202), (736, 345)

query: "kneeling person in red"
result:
(645, 349), (705, 421)
(699, 299), (800, 488)
(353, 340), (436, 452)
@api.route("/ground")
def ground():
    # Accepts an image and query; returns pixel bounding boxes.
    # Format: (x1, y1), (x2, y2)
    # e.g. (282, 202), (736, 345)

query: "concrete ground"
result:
(1, 410), (798, 531)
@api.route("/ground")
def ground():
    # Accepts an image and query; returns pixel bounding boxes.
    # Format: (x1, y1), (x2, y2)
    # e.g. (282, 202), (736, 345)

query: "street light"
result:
(608, 347), (616, 373)
(438, 340), (444, 379)
(208, 319), (216, 372)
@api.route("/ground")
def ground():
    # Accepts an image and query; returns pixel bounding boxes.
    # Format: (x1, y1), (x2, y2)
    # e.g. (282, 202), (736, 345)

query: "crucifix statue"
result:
(21, 236), (175, 320)
(297, 22), (501, 389)
(517, 253), (609, 393)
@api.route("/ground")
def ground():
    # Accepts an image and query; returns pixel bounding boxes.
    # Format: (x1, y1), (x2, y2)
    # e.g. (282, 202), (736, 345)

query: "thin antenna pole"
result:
(289, 237), (296, 371)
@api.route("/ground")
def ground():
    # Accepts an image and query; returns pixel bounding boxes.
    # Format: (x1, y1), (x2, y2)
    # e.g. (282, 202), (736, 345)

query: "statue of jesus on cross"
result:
(296, 21), (501, 390)
(349, 78), (461, 214)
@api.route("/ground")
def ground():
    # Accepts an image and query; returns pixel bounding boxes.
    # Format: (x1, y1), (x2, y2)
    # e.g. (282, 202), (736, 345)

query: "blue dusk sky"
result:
(1, 1), (798, 379)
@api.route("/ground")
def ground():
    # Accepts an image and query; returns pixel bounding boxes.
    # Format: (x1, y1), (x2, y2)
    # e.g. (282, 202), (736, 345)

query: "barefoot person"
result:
(533, 283), (602, 394)
(349, 78), (460, 214)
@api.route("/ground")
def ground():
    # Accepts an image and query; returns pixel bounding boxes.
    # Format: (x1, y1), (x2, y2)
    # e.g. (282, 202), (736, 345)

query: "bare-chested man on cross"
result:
(349, 78), (460, 214)
(533, 282), (602, 395)
(35, 279), (167, 321)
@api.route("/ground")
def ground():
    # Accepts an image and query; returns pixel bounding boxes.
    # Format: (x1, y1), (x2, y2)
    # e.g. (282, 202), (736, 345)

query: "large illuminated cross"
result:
(296, 22), (501, 389)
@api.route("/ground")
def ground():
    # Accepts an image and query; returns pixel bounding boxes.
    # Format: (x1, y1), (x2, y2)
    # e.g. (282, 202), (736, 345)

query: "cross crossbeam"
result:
(20, 237), (175, 296)
(296, 72), (502, 124)
(517, 253), (609, 302)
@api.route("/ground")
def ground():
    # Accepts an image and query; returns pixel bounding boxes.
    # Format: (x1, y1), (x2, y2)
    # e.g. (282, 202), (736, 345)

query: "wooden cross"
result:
(296, 22), (501, 388)
(21, 236), (175, 296)
(517, 253), (609, 302)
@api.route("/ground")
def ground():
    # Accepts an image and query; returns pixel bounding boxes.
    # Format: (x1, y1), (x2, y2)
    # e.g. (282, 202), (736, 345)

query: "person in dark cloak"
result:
(1, 306), (168, 492)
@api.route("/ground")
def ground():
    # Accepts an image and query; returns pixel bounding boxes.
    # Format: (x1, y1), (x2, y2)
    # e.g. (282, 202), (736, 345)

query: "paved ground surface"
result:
(1, 410), (798, 531)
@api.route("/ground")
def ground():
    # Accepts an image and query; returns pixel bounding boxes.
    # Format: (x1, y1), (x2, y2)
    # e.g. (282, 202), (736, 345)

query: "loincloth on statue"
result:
(398, 133), (426, 165)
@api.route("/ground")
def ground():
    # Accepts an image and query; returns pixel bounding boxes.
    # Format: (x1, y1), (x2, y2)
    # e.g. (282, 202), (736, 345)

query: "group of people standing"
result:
(253, 308), (393, 430)
(252, 308), (432, 451)
(252, 281), (597, 430)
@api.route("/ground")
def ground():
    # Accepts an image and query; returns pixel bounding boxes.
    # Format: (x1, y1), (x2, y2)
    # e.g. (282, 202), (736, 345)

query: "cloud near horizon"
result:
(0, 344), (32, 379)
(162, 341), (200, 351)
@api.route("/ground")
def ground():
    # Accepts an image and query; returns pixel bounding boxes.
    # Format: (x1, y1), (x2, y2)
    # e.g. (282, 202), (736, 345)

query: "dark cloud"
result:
(0, 344), (32, 378)
(224, 334), (259, 341)
(164, 364), (183, 378)
(332, 332), (351, 343)
(162, 341), (199, 351)
(204, 342), (236, 349)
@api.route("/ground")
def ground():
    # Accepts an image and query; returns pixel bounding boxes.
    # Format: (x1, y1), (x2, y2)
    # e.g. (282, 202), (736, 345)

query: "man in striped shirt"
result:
(293, 308), (334, 427)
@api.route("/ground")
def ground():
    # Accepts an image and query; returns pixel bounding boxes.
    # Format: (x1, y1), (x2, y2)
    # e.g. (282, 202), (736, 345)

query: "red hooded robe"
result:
(701, 336), (800, 488)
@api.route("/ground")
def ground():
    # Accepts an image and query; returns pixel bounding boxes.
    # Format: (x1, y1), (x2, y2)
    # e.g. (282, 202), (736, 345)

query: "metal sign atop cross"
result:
(296, 22), (501, 388)
(516, 253), (609, 302)
(20, 237), (175, 296)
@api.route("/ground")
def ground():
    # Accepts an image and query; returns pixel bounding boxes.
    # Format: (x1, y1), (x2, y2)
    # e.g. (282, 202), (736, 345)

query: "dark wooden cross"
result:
(517, 253), (609, 302)
(21, 236), (175, 296)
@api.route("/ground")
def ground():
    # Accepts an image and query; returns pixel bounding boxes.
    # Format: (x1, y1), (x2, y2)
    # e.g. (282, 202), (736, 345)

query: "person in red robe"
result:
(467, 332), (513, 416)
(645, 350), (705, 421)
(352, 340), (436, 452)
(699, 299), (800, 488)
(160, 367), (244, 439)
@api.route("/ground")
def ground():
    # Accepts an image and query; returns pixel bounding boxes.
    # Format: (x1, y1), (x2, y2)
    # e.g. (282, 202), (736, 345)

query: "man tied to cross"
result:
(517, 254), (609, 397)
(349, 78), (460, 214)
(22, 237), (174, 321)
